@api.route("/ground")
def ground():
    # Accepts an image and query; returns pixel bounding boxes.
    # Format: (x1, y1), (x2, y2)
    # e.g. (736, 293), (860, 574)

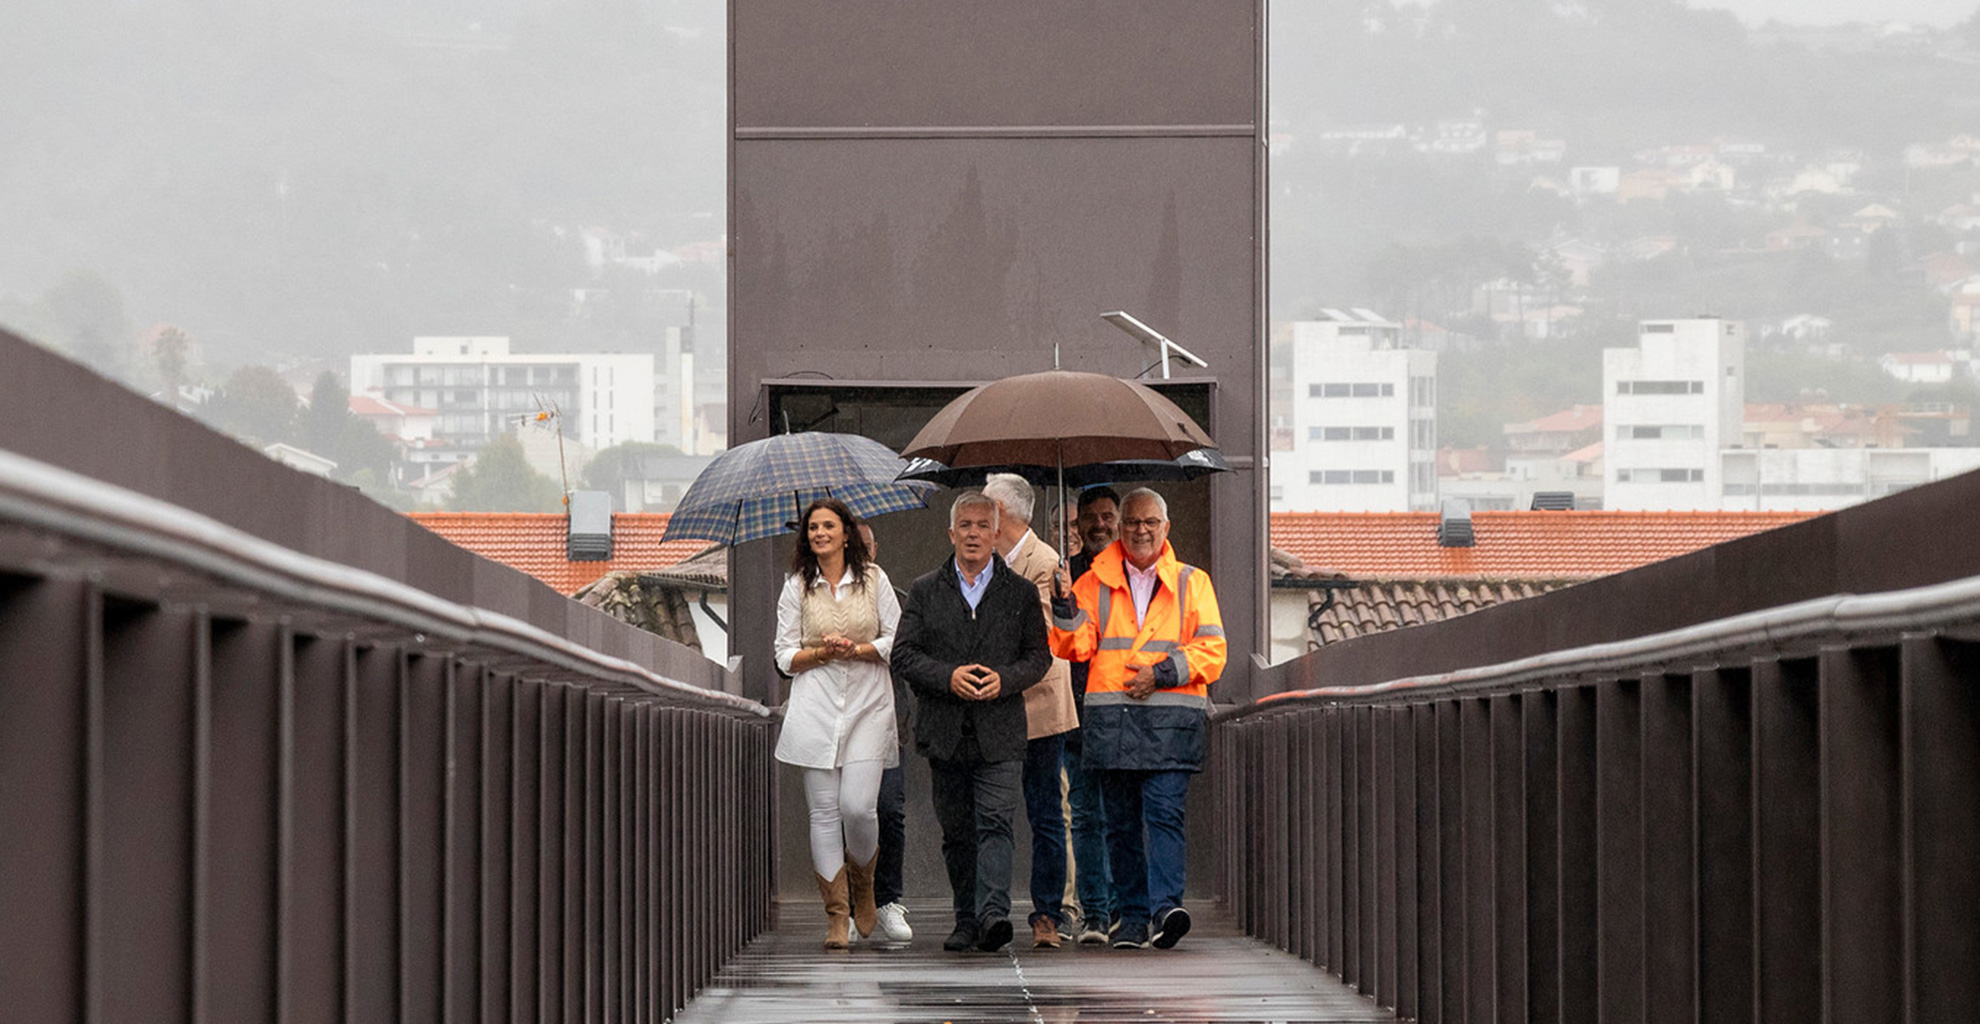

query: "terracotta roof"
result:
(1269, 510), (1818, 581)
(1561, 440), (1604, 463)
(409, 512), (712, 595)
(351, 395), (438, 417)
(1506, 403), (1603, 435)
(1302, 579), (1579, 647)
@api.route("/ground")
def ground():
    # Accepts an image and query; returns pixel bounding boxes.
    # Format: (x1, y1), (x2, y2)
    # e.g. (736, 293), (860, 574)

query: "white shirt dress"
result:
(772, 566), (902, 769)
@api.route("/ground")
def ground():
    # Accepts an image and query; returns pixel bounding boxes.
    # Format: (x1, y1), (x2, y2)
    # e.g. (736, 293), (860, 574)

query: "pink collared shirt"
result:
(1125, 557), (1160, 629)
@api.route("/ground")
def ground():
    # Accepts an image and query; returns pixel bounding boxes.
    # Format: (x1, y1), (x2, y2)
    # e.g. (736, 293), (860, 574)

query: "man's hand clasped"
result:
(1126, 663), (1159, 700)
(947, 663), (1003, 701)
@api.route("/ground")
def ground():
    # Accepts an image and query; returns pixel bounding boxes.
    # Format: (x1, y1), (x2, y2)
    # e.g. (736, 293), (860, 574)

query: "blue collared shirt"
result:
(956, 557), (994, 612)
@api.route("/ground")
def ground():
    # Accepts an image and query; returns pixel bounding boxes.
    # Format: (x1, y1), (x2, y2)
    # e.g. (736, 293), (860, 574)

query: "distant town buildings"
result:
(1273, 310), (1437, 513)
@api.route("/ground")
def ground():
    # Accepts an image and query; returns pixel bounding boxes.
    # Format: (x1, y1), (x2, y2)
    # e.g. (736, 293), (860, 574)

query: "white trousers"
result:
(802, 760), (884, 879)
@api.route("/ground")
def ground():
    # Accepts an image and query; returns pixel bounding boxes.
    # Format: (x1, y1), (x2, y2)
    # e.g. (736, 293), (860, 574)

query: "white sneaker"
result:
(876, 901), (913, 942)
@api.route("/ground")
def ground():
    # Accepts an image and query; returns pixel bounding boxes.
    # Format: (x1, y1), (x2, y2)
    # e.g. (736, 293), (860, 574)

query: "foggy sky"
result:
(1689, 0), (1972, 26)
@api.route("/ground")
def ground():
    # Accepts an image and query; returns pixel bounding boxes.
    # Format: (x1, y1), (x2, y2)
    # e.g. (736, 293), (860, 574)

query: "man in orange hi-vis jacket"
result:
(1050, 487), (1225, 951)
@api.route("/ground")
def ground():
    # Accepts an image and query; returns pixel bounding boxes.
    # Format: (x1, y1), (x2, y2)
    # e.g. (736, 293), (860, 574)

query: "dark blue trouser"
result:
(1099, 768), (1191, 924)
(875, 763), (905, 906)
(930, 755), (1022, 925)
(1063, 733), (1111, 923)
(1022, 733), (1068, 926)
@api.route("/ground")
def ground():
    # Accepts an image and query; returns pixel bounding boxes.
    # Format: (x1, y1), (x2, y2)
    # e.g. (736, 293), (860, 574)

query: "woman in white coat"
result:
(773, 497), (901, 949)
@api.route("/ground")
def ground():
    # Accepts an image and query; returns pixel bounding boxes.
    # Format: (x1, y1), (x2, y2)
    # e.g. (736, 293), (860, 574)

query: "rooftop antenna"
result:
(1101, 310), (1208, 379)
(523, 397), (572, 507)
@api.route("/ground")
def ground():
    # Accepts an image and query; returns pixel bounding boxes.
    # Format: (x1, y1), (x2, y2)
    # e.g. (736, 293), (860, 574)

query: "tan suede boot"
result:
(844, 850), (879, 939)
(815, 868), (852, 950)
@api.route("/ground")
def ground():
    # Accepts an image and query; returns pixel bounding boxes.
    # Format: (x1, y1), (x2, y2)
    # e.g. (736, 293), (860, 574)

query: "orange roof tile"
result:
(1269, 510), (1819, 581)
(409, 512), (714, 595)
(1506, 403), (1603, 435)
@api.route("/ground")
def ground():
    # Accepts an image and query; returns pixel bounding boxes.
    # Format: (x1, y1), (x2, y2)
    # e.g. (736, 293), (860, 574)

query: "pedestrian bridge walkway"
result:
(6, 332), (1980, 1024)
(673, 898), (1395, 1024)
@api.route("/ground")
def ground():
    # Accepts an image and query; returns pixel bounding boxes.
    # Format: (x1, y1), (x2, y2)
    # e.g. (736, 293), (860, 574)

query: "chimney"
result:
(1530, 491), (1574, 511)
(566, 490), (614, 562)
(1437, 499), (1475, 547)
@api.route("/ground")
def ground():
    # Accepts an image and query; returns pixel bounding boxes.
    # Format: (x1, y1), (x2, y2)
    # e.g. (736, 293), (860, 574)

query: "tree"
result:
(446, 434), (564, 512)
(581, 440), (684, 497)
(303, 371), (350, 455)
(153, 326), (190, 402)
(208, 364), (299, 446)
(39, 270), (133, 375)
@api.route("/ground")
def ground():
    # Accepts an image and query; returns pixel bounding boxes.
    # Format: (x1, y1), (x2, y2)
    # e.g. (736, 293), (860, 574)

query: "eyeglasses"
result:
(1121, 517), (1165, 530)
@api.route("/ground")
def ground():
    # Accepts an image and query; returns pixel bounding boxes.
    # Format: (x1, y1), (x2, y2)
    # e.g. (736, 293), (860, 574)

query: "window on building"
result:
(1616, 468), (1705, 483)
(1409, 376), (1435, 406)
(1642, 323), (1675, 334)
(1616, 380), (1705, 395)
(1311, 470), (1395, 485)
(1410, 462), (1436, 494)
(1312, 382), (1397, 398)
(1410, 418), (1435, 448)
(1618, 424), (1704, 440)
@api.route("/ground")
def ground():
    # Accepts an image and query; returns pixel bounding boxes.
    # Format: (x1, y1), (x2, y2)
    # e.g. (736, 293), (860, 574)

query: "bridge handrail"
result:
(0, 447), (770, 717)
(1217, 569), (1980, 720)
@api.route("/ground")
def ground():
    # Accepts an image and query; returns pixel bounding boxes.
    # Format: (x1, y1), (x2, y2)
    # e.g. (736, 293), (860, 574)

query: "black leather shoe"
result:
(975, 917), (1013, 952)
(1151, 907), (1192, 949)
(943, 921), (980, 952)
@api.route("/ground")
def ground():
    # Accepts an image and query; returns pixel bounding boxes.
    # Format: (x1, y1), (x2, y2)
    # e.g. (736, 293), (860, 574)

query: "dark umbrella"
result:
(898, 446), (1232, 489)
(899, 370), (1221, 558)
(662, 431), (936, 546)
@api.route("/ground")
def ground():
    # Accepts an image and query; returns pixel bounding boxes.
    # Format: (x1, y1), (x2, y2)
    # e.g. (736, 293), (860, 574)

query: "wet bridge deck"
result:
(674, 899), (1396, 1024)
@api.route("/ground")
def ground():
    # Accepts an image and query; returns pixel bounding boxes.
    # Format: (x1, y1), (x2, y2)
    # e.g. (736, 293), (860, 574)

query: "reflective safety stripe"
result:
(1176, 565), (1194, 626)
(1139, 639), (1179, 654)
(1097, 637), (1137, 651)
(1053, 608), (1088, 631)
(1097, 587), (1113, 639)
(1169, 649), (1190, 683)
(1084, 690), (1211, 710)
(1193, 624), (1225, 638)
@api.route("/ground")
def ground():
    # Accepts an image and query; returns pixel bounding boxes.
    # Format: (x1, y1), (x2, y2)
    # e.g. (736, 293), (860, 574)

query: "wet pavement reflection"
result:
(674, 899), (1397, 1023)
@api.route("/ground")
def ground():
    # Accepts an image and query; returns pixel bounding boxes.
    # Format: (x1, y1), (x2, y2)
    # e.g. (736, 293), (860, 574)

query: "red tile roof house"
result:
(409, 512), (726, 656)
(1267, 510), (1819, 662)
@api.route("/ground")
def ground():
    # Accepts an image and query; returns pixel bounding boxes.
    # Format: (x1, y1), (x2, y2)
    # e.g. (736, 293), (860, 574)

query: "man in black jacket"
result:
(890, 491), (1052, 953)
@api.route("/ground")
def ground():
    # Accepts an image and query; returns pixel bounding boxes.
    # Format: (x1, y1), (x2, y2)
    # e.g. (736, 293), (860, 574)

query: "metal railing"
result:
(1213, 573), (1980, 1024)
(0, 449), (778, 1024)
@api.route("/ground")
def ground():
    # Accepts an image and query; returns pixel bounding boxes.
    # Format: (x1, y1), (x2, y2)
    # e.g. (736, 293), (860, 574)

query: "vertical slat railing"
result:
(0, 559), (776, 1024)
(1215, 593), (1980, 1024)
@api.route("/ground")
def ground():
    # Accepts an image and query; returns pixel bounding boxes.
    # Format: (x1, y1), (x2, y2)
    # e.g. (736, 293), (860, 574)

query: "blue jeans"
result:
(1099, 768), (1191, 924)
(875, 763), (905, 906)
(1023, 733), (1068, 926)
(1063, 734), (1111, 923)
(930, 754), (1023, 925)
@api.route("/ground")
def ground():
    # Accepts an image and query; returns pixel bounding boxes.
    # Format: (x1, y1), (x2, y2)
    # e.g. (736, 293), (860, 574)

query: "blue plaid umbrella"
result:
(661, 432), (936, 545)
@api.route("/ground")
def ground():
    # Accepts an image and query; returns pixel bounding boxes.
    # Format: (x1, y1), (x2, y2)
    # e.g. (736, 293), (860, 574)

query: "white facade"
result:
(1720, 447), (1980, 511)
(1604, 318), (1745, 510)
(1275, 311), (1437, 512)
(351, 337), (656, 451)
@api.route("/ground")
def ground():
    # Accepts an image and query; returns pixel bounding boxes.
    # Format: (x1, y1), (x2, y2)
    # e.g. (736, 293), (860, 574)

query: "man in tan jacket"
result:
(983, 473), (1080, 948)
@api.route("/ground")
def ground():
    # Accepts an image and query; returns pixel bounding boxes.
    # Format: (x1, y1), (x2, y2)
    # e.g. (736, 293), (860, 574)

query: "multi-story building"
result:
(1604, 317), (1744, 510)
(350, 337), (656, 458)
(1274, 310), (1437, 512)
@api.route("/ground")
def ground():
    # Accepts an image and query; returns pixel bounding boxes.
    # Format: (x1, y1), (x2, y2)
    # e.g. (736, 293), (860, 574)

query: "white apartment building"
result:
(1603, 318), (1745, 510)
(1274, 310), (1438, 512)
(350, 337), (657, 454)
(1721, 447), (1980, 511)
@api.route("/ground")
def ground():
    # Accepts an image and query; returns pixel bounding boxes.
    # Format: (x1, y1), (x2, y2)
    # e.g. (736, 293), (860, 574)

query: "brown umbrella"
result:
(900, 370), (1220, 559)
(901, 370), (1217, 468)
